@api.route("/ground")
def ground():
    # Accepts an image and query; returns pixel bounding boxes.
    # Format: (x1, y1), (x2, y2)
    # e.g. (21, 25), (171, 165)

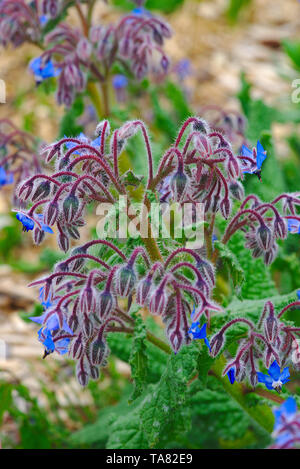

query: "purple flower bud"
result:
(18, 180), (34, 201)
(220, 198), (231, 219)
(90, 365), (100, 380)
(229, 181), (244, 201)
(63, 194), (79, 223)
(31, 180), (51, 202)
(76, 37), (92, 62)
(193, 119), (210, 134)
(57, 230), (69, 252)
(264, 305), (279, 344)
(249, 370), (258, 387)
(66, 225), (80, 240)
(227, 157), (240, 180)
(264, 243), (278, 265)
(76, 361), (89, 387)
(70, 334), (83, 359)
(274, 216), (288, 240)
(91, 338), (109, 365)
(33, 227), (45, 245)
(149, 288), (168, 316)
(98, 290), (116, 319)
(256, 224), (273, 251)
(80, 285), (98, 314)
(235, 363), (246, 382)
(136, 278), (152, 306)
(169, 328), (183, 354)
(160, 55), (169, 72)
(170, 170), (188, 202)
(196, 258), (215, 287)
(209, 333), (224, 357)
(45, 200), (59, 226)
(83, 313), (94, 338)
(114, 265), (136, 297)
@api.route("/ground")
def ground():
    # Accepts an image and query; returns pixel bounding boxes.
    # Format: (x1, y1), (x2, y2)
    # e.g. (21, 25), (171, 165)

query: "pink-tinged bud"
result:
(118, 122), (138, 140)
(209, 333), (224, 357)
(169, 328), (183, 354)
(170, 170), (188, 202)
(33, 227), (45, 245)
(42, 0), (60, 18)
(45, 201), (59, 226)
(256, 224), (273, 251)
(229, 181), (244, 201)
(82, 313), (94, 338)
(263, 302), (278, 343)
(76, 361), (89, 387)
(220, 198), (231, 219)
(249, 370), (258, 387)
(114, 265), (136, 297)
(160, 55), (169, 72)
(69, 246), (87, 271)
(63, 194), (79, 223)
(70, 334), (83, 359)
(76, 38), (92, 62)
(196, 259), (215, 287)
(136, 278), (152, 306)
(68, 314), (79, 334)
(264, 243), (278, 265)
(90, 365), (100, 380)
(193, 119), (210, 134)
(91, 338), (109, 365)
(227, 157), (240, 179)
(98, 290), (115, 319)
(66, 225), (80, 240)
(18, 180), (34, 201)
(149, 288), (168, 316)
(80, 285), (98, 314)
(95, 120), (110, 140)
(235, 363), (246, 382)
(274, 216), (287, 240)
(252, 246), (263, 259)
(31, 180), (51, 202)
(58, 231), (69, 252)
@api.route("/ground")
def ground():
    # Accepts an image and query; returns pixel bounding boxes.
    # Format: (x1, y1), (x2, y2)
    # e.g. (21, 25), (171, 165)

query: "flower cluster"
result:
(0, 0), (61, 47)
(0, 119), (42, 206)
(210, 299), (300, 389)
(15, 117), (300, 386)
(25, 4), (171, 106)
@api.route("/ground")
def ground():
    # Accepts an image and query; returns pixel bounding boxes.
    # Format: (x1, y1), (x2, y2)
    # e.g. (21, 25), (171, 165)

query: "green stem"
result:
(146, 331), (172, 355)
(87, 81), (103, 119)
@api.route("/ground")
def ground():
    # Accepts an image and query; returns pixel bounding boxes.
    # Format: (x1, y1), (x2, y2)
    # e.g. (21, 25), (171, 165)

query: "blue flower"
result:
(39, 15), (48, 26)
(29, 56), (60, 84)
(0, 166), (13, 188)
(274, 397), (297, 430)
(37, 326), (70, 357)
(287, 218), (300, 234)
(112, 74), (128, 90)
(297, 290), (300, 301)
(227, 367), (235, 384)
(132, 7), (151, 16)
(16, 212), (53, 233)
(241, 140), (267, 180)
(188, 306), (211, 350)
(173, 58), (192, 81)
(257, 360), (290, 392)
(64, 133), (101, 154)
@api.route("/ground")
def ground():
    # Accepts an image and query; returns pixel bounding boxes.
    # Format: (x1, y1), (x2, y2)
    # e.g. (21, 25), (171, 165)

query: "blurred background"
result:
(0, 0), (299, 448)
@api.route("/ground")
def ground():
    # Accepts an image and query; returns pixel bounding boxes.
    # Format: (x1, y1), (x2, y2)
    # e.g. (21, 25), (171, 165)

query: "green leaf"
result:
(214, 240), (245, 289)
(282, 39), (300, 70)
(141, 343), (198, 447)
(121, 170), (144, 188)
(0, 383), (13, 425)
(226, 0), (251, 23)
(237, 71), (252, 117)
(129, 311), (148, 403)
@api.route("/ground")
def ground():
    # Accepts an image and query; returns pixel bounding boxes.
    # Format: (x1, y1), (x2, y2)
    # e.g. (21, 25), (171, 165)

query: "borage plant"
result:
(14, 114), (300, 447)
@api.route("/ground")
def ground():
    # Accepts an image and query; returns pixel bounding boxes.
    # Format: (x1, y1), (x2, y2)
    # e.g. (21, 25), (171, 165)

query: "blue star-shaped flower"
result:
(241, 140), (267, 181)
(274, 397), (297, 430)
(0, 166), (13, 188)
(287, 218), (300, 234)
(38, 326), (70, 357)
(29, 56), (60, 84)
(257, 360), (290, 392)
(188, 305), (211, 350)
(16, 212), (54, 233)
(227, 367), (235, 384)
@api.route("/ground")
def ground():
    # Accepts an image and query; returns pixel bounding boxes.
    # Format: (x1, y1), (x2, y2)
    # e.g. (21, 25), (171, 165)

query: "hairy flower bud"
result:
(76, 360), (89, 387)
(249, 370), (258, 388)
(83, 313), (94, 338)
(32, 180), (51, 201)
(76, 37), (92, 62)
(57, 230), (69, 252)
(33, 227), (45, 245)
(114, 265), (136, 297)
(63, 193), (79, 223)
(136, 278), (152, 306)
(229, 181), (244, 201)
(274, 216), (288, 240)
(263, 302), (279, 343)
(98, 290), (115, 318)
(70, 334), (83, 359)
(220, 198), (231, 219)
(256, 224), (273, 251)
(170, 170), (188, 202)
(80, 285), (98, 314)
(91, 338), (109, 365)
(44, 200), (59, 226)
(209, 333), (224, 357)
(149, 287), (168, 316)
